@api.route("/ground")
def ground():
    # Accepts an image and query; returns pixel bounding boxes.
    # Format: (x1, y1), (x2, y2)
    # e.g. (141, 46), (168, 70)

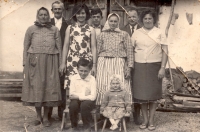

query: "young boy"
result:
(69, 58), (96, 131)
(90, 8), (103, 38)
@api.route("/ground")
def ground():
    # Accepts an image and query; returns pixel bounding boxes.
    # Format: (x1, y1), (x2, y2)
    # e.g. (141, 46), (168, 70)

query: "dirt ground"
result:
(0, 98), (200, 132)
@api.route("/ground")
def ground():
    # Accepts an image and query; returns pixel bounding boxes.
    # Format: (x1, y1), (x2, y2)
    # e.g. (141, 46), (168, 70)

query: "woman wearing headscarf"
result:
(96, 13), (133, 107)
(131, 10), (168, 130)
(59, 4), (97, 89)
(22, 7), (62, 127)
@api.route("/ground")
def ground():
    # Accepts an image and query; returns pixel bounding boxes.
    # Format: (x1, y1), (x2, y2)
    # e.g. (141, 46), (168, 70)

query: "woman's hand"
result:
(91, 65), (97, 77)
(59, 63), (66, 76)
(158, 68), (165, 80)
(125, 67), (131, 79)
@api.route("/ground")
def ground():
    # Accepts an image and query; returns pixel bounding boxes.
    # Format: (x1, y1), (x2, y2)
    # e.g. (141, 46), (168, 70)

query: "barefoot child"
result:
(100, 74), (132, 130)
(69, 58), (96, 131)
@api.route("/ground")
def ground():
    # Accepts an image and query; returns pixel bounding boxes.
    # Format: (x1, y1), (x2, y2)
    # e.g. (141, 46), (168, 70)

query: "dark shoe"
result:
(148, 125), (156, 131)
(82, 128), (91, 132)
(134, 118), (142, 125)
(43, 120), (51, 127)
(54, 116), (62, 121)
(69, 127), (79, 132)
(33, 119), (42, 126)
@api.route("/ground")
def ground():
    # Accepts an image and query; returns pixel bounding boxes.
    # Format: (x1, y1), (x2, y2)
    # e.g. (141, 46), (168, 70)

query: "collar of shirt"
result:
(110, 88), (122, 92)
(140, 26), (157, 35)
(75, 74), (91, 82)
(92, 24), (101, 29)
(129, 24), (138, 31)
(103, 29), (121, 33)
(54, 17), (62, 23)
(54, 17), (62, 29)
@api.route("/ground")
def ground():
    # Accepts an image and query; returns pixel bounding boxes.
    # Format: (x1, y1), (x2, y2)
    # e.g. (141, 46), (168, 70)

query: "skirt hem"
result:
(22, 101), (62, 107)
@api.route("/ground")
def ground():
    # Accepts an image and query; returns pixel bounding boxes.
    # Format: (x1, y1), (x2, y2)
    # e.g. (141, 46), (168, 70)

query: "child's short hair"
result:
(77, 58), (93, 69)
(110, 74), (121, 84)
(91, 8), (102, 17)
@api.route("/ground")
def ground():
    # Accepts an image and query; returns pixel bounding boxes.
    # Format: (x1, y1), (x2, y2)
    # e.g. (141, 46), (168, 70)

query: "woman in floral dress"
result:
(59, 4), (97, 89)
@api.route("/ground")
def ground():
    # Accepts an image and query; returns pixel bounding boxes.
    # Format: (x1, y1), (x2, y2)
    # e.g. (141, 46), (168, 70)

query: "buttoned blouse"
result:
(131, 27), (168, 63)
(97, 30), (134, 67)
(23, 25), (62, 66)
(70, 74), (97, 101)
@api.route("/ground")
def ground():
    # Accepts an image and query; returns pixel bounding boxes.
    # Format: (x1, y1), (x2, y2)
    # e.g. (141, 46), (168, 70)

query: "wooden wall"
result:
(61, 0), (167, 28)
(62, 0), (107, 25)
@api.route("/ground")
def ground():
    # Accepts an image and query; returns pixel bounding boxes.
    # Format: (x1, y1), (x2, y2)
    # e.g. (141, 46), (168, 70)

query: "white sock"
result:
(114, 119), (120, 125)
(109, 119), (115, 125)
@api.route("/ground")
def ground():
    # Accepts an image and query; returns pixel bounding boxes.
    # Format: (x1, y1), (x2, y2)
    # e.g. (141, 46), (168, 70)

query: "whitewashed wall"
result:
(159, 0), (200, 72)
(0, 0), (56, 71)
(0, 0), (200, 73)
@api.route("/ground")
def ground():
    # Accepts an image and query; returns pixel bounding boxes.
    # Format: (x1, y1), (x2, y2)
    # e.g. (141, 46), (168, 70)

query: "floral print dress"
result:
(64, 23), (93, 88)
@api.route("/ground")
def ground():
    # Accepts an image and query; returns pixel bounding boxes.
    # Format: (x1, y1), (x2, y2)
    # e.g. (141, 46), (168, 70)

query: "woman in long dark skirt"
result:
(22, 7), (62, 127)
(131, 10), (168, 131)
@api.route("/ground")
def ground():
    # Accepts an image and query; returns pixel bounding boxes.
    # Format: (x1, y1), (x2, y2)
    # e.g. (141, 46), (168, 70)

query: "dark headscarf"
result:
(34, 7), (52, 28)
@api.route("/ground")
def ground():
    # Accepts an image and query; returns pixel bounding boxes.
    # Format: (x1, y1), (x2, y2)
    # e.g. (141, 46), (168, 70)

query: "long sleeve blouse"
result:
(97, 30), (134, 68)
(23, 25), (62, 66)
(100, 89), (132, 112)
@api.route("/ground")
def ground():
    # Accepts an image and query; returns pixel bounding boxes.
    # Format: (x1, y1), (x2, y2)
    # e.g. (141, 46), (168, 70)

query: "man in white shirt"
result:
(69, 58), (96, 131)
(121, 6), (141, 125)
(49, 1), (68, 120)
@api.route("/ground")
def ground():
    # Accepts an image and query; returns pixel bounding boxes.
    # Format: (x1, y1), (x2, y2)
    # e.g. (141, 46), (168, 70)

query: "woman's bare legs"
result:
(140, 103), (148, 125)
(149, 102), (157, 126)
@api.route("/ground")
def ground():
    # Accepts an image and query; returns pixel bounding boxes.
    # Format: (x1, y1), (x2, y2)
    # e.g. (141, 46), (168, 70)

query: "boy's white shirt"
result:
(69, 74), (96, 101)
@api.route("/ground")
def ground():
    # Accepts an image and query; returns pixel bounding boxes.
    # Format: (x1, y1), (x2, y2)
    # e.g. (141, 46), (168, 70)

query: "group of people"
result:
(21, 1), (168, 132)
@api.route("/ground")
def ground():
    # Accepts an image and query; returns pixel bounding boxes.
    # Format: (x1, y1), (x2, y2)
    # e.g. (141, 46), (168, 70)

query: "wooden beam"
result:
(0, 93), (21, 97)
(0, 79), (23, 82)
(165, 0), (175, 37)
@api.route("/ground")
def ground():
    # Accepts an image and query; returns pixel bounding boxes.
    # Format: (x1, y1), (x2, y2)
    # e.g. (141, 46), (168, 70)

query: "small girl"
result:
(100, 74), (132, 130)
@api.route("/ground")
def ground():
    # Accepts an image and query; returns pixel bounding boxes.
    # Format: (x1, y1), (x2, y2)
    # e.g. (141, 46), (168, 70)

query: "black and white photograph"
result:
(0, 0), (200, 132)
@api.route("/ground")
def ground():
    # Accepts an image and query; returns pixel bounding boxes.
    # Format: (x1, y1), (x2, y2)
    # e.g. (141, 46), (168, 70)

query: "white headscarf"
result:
(102, 13), (121, 32)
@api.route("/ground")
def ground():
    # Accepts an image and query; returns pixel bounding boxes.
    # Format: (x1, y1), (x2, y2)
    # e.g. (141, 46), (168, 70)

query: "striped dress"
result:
(96, 30), (134, 105)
